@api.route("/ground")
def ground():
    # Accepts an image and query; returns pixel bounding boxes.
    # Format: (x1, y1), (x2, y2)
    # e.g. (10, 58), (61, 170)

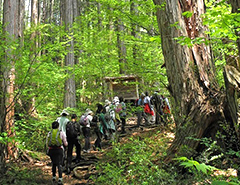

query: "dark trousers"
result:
(137, 111), (148, 126)
(137, 110), (149, 125)
(94, 128), (102, 149)
(49, 148), (63, 178)
(82, 127), (91, 151)
(120, 117), (126, 132)
(137, 111), (144, 126)
(67, 137), (81, 167)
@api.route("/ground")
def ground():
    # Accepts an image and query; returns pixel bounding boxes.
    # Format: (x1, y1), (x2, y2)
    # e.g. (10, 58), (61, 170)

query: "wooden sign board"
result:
(104, 75), (139, 101)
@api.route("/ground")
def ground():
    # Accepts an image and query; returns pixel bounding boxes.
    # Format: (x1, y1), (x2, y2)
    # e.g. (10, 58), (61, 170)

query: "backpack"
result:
(48, 129), (62, 147)
(115, 103), (122, 113)
(80, 114), (88, 126)
(91, 115), (99, 127)
(66, 121), (79, 138)
(135, 98), (139, 107)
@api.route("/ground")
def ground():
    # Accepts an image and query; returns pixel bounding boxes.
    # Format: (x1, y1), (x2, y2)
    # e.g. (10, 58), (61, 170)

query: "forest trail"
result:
(21, 117), (175, 185)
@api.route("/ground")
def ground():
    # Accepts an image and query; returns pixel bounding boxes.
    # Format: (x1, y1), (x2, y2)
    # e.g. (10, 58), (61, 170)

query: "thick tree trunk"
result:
(1, 0), (19, 169)
(63, 0), (76, 108)
(153, 0), (235, 161)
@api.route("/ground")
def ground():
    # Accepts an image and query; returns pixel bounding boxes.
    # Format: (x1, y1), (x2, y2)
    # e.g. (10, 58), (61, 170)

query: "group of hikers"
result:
(136, 90), (171, 127)
(45, 91), (171, 185)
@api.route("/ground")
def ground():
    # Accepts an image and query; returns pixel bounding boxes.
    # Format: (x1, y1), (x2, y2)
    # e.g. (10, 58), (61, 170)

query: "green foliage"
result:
(175, 156), (217, 175)
(0, 162), (42, 185)
(14, 116), (51, 151)
(204, 0), (239, 87)
(175, 156), (240, 184)
(93, 133), (176, 184)
(0, 132), (8, 145)
(212, 180), (239, 185)
(182, 11), (193, 18)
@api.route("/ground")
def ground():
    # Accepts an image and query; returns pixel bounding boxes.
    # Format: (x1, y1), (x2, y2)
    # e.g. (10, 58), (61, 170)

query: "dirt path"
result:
(28, 117), (165, 185)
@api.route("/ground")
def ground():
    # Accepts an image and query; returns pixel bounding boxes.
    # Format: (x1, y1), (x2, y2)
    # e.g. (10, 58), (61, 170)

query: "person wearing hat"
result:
(143, 91), (154, 125)
(56, 110), (70, 168)
(104, 99), (111, 112)
(56, 110), (70, 136)
(151, 90), (164, 125)
(104, 99), (117, 140)
(112, 96), (120, 123)
(82, 108), (94, 153)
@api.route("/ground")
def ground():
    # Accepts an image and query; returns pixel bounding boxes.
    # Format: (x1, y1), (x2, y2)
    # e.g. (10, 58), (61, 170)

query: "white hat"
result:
(113, 96), (119, 103)
(61, 109), (69, 116)
(85, 108), (93, 115)
(141, 93), (145, 97)
(105, 99), (111, 106)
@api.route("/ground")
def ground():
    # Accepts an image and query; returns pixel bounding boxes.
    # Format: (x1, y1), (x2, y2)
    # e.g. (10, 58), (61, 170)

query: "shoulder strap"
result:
(55, 130), (60, 146)
(49, 131), (52, 144)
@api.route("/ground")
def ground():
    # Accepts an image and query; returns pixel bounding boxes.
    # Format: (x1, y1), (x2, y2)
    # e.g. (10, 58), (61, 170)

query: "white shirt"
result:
(56, 116), (69, 136)
(86, 114), (93, 128)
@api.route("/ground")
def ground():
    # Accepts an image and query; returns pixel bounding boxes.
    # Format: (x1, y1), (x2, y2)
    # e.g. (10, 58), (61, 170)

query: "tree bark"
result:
(116, 18), (127, 74)
(153, 0), (235, 161)
(63, 0), (76, 108)
(130, 0), (139, 61)
(1, 0), (20, 168)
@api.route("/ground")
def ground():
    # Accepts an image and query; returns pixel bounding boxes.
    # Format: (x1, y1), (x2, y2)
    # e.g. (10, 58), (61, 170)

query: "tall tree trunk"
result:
(2, 0), (19, 163)
(22, 0), (39, 116)
(130, 0), (138, 61)
(63, 0), (76, 108)
(153, 0), (236, 161)
(116, 18), (127, 74)
(43, 0), (54, 23)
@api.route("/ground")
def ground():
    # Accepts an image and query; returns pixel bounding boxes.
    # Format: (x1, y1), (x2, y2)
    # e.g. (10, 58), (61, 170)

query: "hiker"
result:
(92, 103), (106, 150)
(102, 100), (112, 139)
(81, 108), (94, 153)
(161, 95), (171, 124)
(112, 96), (120, 124)
(104, 99), (116, 140)
(46, 121), (68, 185)
(56, 110), (70, 136)
(151, 90), (164, 125)
(161, 95), (171, 111)
(136, 93), (145, 127)
(118, 96), (127, 134)
(143, 91), (154, 125)
(66, 114), (82, 174)
(56, 109), (69, 166)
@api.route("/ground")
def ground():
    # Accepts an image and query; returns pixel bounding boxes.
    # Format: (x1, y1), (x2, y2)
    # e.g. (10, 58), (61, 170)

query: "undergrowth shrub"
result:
(15, 115), (52, 151)
(0, 162), (42, 185)
(175, 157), (240, 185)
(93, 131), (177, 184)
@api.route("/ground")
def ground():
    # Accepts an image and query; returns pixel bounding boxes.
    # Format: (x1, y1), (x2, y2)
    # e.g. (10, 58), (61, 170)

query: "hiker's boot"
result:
(52, 176), (56, 184)
(58, 178), (63, 185)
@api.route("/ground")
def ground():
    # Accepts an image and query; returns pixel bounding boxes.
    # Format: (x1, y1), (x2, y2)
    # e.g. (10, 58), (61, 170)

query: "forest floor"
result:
(3, 117), (175, 185)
